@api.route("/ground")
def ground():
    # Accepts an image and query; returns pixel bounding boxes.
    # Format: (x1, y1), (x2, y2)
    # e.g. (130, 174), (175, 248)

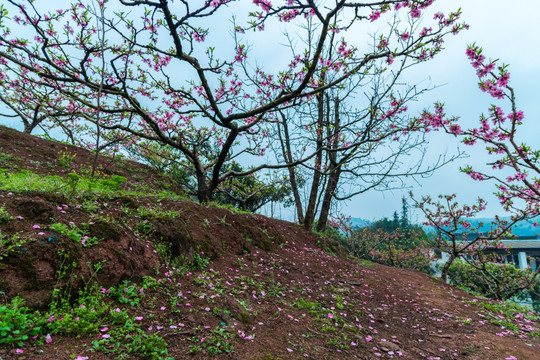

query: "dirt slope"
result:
(0, 125), (539, 359)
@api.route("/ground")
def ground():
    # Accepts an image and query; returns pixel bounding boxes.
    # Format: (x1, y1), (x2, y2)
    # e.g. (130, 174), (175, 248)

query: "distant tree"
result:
(371, 217), (397, 234)
(411, 193), (525, 283)
(400, 197), (409, 228)
(392, 211), (400, 227)
(330, 214), (434, 272)
(213, 163), (291, 213)
(360, 202), (429, 251)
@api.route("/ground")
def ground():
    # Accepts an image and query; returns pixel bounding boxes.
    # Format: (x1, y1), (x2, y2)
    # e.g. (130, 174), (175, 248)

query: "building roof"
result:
(487, 240), (540, 250)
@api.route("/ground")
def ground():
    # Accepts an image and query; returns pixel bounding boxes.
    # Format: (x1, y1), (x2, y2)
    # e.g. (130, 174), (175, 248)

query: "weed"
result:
(461, 345), (479, 355)
(58, 151), (77, 170)
(295, 298), (321, 316)
(66, 172), (81, 199)
(188, 326), (235, 355)
(137, 205), (178, 221)
(49, 222), (99, 247)
(202, 218), (210, 228)
(216, 214), (231, 226)
(0, 233), (30, 261)
(0, 297), (43, 347)
(91, 320), (171, 359)
(0, 152), (18, 165)
(47, 286), (110, 335)
(109, 280), (143, 307)
(135, 219), (153, 235)
(0, 204), (14, 223)
(192, 251), (210, 270)
(100, 175), (127, 191)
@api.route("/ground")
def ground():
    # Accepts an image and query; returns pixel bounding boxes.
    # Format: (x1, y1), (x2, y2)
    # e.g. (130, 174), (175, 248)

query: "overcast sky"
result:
(342, 0), (540, 222)
(1, 0), (538, 222)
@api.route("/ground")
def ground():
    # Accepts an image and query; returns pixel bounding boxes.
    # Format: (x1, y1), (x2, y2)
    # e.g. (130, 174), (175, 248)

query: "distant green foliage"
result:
(213, 162), (291, 212)
(448, 259), (540, 309)
(364, 198), (429, 251)
(331, 199), (434, 273)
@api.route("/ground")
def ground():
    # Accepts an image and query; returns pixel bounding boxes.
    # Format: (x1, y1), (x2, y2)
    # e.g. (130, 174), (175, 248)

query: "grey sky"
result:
(1, 0), (538, 222)
(346, 0), (540, 222)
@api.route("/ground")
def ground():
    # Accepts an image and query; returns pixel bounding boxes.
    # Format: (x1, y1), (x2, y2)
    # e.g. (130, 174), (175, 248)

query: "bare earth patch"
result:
(0, 125), (539, 359)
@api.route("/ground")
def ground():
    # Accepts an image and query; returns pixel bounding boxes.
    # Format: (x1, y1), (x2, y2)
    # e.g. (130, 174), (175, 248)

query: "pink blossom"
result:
(410, 8), (421, 18)
(369, 11), (381, 22)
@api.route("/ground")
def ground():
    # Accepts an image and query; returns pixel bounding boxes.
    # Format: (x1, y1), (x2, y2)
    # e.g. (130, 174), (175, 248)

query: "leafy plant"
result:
(49, 222), (99, 247)
(58, 151), (76, 170)
(100, 175), (127, 191)
(109, 280), (143, 307)
(448, 259), (540, 304)
(188, 326), (235, 355)
(0, 204), (14, 222)
(0, 297), (43, 347)
(0, 233), (29, 261)
(47, 286), (110, 335)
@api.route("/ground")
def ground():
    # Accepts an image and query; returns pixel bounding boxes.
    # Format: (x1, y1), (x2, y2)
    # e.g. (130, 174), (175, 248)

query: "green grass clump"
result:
(0, 169), (182, 200)
(0, 297), (43, 347)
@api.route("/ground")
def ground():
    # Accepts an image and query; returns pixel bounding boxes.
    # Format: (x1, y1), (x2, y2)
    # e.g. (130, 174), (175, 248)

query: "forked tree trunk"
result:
(316, 97), (341, 232)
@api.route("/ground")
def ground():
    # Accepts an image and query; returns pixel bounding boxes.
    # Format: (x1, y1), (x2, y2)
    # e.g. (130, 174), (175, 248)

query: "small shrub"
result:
(0, 297), (44, 347)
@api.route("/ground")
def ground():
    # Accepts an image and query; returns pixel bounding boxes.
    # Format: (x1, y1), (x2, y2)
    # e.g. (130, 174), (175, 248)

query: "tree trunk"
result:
(316, 97), (341, 233)
(441, 253), (456, 284)
(316, 169), (340, 232)
(303, 92), (324, 230)
(277, 113), (305, 224)
(196, 171), (211, 203)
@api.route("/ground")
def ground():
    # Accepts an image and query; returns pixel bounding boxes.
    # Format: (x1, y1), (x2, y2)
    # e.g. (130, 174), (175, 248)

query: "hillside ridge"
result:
(0, 125), (539, 359)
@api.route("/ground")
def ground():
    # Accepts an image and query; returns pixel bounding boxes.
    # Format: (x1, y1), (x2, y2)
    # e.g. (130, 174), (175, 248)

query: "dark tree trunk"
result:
(195, 169), (212, 203)
(277, 114), (305, 224)
(303, 92), (324, 230)
(316, 169), (341, 232)
(441, 253), (456, 284)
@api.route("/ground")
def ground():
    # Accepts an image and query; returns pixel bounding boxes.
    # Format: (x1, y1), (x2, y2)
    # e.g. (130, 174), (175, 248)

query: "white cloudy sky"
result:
(1, 0), (538, 222)
(343, 0), (540, 222)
